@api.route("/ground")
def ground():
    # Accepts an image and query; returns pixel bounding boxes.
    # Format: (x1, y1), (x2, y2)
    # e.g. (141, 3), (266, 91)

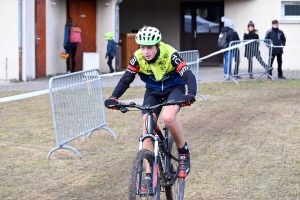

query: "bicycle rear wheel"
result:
(129, 149), (160, 200)
(165, 136), (185, 200)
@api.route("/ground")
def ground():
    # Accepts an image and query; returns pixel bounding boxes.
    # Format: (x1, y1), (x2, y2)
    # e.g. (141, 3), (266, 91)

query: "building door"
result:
(181, 2), (224, 65)
(68, 0), (96, 71)
(35, 0), (46, 78)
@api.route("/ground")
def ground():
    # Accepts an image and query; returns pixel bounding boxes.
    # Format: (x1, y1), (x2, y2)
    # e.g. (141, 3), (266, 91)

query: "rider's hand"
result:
(180, 94), (196, 107)
(104, 97), (118, 109)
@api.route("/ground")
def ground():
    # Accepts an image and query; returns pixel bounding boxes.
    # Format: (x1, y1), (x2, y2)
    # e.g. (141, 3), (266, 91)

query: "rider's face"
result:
(140, 45), (158, 61)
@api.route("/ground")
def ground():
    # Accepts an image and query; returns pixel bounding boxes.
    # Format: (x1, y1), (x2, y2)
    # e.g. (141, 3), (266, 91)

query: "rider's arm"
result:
(111, 55), (140, 98)
(171, 52), (197, 96)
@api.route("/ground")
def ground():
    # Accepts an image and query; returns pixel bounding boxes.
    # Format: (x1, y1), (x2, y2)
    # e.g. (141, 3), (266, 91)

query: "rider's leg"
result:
(161, 106), (185, 148)
(162, 85), (186, 148)
(162, 85), (190, 178)
(161, 106), (191, 178)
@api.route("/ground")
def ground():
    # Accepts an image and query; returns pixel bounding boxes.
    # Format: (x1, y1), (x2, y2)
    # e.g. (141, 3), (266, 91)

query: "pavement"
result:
(0, 66), (300, 92)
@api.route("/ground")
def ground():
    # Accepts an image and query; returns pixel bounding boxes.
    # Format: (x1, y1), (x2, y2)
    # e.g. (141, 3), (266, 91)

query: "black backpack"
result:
(218, 31), (228, 49)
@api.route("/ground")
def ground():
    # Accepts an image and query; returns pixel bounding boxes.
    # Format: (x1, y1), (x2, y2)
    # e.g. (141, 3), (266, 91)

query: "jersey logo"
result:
(179, 66), (190, 76)
(126, 68), (136, 73)
(130, 56), (137, 66)
(163, 53), (169, 58)
(158, 60), (166, 65)
(146, 66), (152, 73)
(172, 54), (181, 65)
(160, 66), (166, 71)
(158, 60), (166, 71)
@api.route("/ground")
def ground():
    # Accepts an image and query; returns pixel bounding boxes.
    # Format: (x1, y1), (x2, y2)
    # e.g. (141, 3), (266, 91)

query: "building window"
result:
(281, 2), (300, 20)
(184, 8), (192, 33)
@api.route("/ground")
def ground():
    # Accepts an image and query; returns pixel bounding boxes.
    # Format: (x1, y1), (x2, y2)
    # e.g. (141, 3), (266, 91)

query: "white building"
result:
(1, 0), (299, 81)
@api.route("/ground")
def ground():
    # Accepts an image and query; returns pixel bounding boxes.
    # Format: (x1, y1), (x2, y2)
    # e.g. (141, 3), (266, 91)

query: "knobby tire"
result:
(129, 149), (160, 200)
(165, 136), (185, 200)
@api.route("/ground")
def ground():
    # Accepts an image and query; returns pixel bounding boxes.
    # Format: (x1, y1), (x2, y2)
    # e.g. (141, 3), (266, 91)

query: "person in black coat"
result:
(244, 21), (268, 79)
(220, 16), (236, 76)
(265, 20), (286, 79)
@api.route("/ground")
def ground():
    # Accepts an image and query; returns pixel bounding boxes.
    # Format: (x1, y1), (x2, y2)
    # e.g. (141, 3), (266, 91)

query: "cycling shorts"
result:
(142, 85), (185, 117)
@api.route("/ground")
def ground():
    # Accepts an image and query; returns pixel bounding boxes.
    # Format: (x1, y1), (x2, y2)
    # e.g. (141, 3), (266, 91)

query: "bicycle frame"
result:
(136, 111), (179, 195)
(110, 100), (185, 197)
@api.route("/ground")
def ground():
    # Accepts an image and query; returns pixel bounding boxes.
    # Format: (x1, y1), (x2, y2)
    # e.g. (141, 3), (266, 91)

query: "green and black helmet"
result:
(135, 26), (162, 45)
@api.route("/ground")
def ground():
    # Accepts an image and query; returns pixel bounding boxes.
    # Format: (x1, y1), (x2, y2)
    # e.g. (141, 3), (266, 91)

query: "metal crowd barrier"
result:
(179, 50), (207, 102)
(47, 69), (116, 159)
(222, 39), (273, 85)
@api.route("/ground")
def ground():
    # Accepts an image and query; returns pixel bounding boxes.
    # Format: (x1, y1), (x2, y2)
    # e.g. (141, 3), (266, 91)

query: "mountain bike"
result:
(110, 100), (186, 200)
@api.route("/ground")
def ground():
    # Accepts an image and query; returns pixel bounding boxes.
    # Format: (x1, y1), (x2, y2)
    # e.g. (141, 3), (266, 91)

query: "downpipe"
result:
(115, 0), (123, 72)
(18, 0), (23, 81)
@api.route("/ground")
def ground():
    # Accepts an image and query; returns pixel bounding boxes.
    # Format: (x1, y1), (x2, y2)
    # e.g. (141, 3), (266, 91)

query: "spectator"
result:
(265, 20), (286, 79)
(63, 18), (78, 73)
(220, 16), (235, 77)
(244, 21), (269, 79)
(104, 32), (116, 73)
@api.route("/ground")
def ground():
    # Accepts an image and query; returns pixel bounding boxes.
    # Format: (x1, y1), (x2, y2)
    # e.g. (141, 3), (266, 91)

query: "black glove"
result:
(104, 97), (118, 109)
(180, 94), (196, 107)
(64, 46), (67, 50)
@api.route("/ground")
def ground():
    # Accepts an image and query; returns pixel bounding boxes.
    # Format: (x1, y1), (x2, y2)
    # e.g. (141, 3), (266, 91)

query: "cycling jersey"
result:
(111, 42), (196, 99)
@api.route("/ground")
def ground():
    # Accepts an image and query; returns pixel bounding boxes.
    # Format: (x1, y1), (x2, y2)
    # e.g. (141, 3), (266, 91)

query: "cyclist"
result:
(104, 26), (197, 188)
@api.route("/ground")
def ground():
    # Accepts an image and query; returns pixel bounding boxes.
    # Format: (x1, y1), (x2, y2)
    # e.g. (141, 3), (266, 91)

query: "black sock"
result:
(178, 142), (189, 154)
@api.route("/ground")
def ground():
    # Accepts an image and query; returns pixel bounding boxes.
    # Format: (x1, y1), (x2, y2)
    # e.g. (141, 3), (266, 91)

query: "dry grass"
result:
(1, 80), (300, 199)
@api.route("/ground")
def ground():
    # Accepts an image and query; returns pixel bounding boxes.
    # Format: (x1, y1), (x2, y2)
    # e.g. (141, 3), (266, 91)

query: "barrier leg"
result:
(47, 145), (82, 160)
(221, 76), (229, 84)
(221, 75), (239, 85)
(267, 74), (275, 80)
(196, 93), (207, 102)
(87, 126), (117, 138)
(257, 71), (274, 80)
(101, 126), (117, 138)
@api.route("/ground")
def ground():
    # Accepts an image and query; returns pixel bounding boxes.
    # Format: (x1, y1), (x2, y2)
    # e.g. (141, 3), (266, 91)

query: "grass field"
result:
(0, 79), (300, 200)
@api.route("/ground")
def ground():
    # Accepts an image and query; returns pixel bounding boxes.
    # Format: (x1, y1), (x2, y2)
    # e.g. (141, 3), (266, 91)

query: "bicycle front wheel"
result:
(129, 149), (160, 200)
(165, 136), (185, 200)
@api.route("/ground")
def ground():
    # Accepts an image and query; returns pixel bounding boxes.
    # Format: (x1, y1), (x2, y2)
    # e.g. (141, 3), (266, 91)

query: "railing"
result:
(47, 69), (116, 159)
(179, 50), (206, 102)
(222, 39), (273, 85)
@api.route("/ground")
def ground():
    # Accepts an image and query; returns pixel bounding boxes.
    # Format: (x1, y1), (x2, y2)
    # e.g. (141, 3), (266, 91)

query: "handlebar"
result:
(108, 100), (186, 113)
